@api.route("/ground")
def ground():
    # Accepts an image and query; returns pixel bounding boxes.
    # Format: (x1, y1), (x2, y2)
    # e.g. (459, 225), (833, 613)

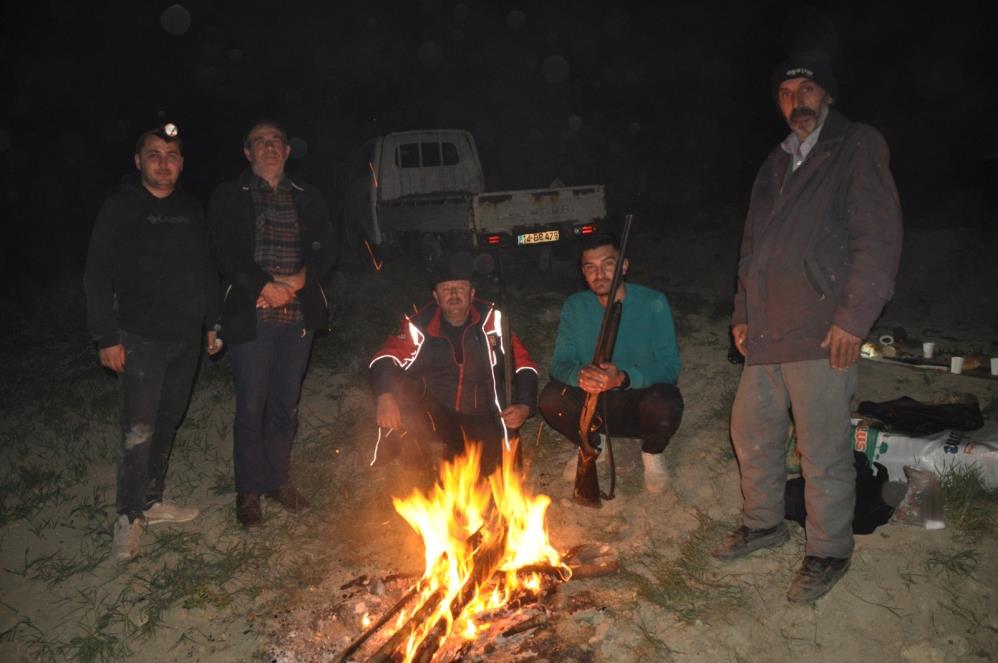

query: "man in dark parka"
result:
(713, 53), (903, 604)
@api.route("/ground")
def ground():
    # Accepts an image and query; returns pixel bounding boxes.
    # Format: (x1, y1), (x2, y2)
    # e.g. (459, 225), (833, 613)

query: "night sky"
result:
(2, 1), (996, 296)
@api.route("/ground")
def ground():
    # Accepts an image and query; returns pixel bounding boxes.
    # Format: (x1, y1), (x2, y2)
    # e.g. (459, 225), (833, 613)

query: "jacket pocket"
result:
(803, 256), (832, 300)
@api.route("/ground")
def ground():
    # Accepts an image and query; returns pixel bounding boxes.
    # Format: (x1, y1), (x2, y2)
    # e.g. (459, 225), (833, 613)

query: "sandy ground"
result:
(1, 215), (996, 662)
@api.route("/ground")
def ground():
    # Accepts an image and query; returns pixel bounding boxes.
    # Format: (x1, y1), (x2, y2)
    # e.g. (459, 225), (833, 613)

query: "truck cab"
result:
(343, 129), (605, 259)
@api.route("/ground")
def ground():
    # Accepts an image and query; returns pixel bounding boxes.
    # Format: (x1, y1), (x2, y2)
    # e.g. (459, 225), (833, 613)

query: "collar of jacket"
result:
(418, 299), (496, 337)
(236, 169), (305, 193)
(768, 108), (851, 207)
(812, 107), (849, 146)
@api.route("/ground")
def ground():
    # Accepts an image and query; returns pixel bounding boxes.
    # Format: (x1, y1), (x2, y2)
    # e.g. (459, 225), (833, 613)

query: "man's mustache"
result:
(790, 106), (817, 122)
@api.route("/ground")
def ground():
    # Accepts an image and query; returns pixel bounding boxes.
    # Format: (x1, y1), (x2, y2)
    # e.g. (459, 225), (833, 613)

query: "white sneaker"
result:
(642, 452), (670, 494)
(143, 500), (199, 525)
(113, 514), (143, 562)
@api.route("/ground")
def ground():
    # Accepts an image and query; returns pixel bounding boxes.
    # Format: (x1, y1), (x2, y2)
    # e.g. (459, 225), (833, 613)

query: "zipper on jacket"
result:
(454, 363), (465, 411)
(453, 324), (471, 411)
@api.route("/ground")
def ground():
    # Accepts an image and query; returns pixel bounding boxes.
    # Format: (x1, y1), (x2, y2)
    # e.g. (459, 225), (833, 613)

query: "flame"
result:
(391, 442), (568, 661)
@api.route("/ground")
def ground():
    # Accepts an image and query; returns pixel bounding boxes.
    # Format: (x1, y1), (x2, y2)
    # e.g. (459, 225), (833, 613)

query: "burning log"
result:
(409, 525), (508, 663)
(337, 584), (422, 663)
(500, 611), (548, 638)
(339, 524), (493, 663)
(517, 559), (619, 579)
(347, 443), (570, 662)
(364, 588), (446, 663)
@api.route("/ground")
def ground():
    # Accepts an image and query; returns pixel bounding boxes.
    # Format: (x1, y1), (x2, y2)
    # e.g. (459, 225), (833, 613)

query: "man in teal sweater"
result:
(538, 235), (684, 493)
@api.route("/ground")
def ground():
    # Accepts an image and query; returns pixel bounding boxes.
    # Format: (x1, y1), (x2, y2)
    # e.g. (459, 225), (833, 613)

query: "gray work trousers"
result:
(730, 359), (857, 558)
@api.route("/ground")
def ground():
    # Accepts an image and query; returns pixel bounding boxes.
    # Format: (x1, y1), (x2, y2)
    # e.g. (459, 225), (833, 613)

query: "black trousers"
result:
(376, 377), (508, 476)
(538, 380), (684, 454)
(118, 331), (200, 521)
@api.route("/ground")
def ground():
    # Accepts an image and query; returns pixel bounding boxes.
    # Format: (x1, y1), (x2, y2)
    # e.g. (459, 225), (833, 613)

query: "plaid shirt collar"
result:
(248, 172), (292, 193)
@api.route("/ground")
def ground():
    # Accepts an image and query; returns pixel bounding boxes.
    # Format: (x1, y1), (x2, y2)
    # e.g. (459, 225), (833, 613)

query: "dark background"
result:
(2, 0), (996, 299)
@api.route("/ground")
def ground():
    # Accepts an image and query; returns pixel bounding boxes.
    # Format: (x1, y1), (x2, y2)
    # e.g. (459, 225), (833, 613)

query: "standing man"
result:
(370, 253), (538, 476)
(714, 53), (902, 603)
(85, 123), (221, 562)
(538, 235), (684, 494)
(209, 120), (336, 527)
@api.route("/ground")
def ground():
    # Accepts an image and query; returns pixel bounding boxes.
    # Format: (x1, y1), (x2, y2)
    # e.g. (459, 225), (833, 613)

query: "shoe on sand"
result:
(642, 452), (670, 494)
(143, 500), (199, 525)
(265, 483), (311, 513)
(712, 523), (789, 560)
(113, 514), (143, 562)
(787, 555), (851, 603)
(237, 493), (262, 527)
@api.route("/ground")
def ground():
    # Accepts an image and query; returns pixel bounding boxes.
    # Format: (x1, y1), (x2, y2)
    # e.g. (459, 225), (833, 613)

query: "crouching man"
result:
(369, 253), (538, 476)
(538, 235), (684, 494)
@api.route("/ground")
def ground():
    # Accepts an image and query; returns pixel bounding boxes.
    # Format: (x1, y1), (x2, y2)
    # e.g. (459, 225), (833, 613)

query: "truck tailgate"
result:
(471, 185), (606, 233)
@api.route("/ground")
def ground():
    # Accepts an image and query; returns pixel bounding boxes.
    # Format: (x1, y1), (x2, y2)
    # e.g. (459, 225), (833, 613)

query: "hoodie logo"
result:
(147, 213), (190, 225)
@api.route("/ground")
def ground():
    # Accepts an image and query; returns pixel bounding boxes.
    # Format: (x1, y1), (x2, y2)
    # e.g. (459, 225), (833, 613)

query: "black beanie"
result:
(771, 52), (838, 102)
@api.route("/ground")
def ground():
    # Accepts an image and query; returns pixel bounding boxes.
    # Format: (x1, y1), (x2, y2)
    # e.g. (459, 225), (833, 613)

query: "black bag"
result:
(784, 451), (895, 535)
(856, 396), (983, 437)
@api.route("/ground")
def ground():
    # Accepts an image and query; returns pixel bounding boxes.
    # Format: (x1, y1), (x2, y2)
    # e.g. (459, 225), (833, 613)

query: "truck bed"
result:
(472, 185), (606, 235)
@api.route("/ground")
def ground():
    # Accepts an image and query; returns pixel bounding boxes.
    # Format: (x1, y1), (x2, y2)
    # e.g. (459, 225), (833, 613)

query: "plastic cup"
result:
(991, 358), (998, 376)
(922, 342), (935, 359)
(950, 356), (964, 374)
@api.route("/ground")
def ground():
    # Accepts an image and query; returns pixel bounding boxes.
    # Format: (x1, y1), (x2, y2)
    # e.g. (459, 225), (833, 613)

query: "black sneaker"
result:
(712, 523), (789, 560)
(787, 555), (851, 603)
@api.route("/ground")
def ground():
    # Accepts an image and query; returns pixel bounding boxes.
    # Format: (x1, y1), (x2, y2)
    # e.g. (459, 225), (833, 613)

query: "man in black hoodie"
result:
(84, 124), (221, 562)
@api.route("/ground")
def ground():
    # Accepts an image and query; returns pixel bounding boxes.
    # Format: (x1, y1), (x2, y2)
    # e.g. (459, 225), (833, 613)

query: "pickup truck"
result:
(341, 129), (606, 264)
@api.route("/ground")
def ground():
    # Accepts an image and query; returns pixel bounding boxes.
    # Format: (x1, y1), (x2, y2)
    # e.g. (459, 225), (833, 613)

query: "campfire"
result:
(339, 442), (573, 662)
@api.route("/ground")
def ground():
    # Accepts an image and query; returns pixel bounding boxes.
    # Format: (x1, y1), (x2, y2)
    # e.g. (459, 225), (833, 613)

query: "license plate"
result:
(517, 230), (560, 245)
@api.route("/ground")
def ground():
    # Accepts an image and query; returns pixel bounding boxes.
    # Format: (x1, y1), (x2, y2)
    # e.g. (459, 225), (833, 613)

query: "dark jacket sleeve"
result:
(191, 203), (220, 330)
(369, 317), (420, 396)
(832, 127), (903, 338)
(207, 182), (272, 298)
(83, 198), (120, 349)
(510, 332), (538, 414)
(732, 164), (768, 327)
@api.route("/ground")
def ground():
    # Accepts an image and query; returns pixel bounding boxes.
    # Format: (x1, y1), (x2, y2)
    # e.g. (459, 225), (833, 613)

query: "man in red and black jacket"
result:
(369, 253), (538, 475)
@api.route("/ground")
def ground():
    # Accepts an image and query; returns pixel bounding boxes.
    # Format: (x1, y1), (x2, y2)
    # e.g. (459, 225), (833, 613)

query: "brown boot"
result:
(236, 493), (262, 527)
(265, 483), (311, 513)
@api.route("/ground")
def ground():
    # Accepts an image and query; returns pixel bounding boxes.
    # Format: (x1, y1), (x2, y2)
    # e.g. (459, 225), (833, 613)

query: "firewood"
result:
(500, 612), (548, 637)
(409, 525), (509, 663)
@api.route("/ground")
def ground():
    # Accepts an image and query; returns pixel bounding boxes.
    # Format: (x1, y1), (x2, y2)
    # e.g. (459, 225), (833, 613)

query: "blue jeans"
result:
(229, 321), (313, 494)
(118, 331), (200, 521)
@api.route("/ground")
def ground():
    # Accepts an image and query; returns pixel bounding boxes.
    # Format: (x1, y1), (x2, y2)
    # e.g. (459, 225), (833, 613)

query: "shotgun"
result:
(496, 249), (521, 466)
(574, 214), (634, 507)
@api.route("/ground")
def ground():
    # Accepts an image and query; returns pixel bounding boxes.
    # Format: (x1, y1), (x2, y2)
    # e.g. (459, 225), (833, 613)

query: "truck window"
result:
(394, 142), (461, 168)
